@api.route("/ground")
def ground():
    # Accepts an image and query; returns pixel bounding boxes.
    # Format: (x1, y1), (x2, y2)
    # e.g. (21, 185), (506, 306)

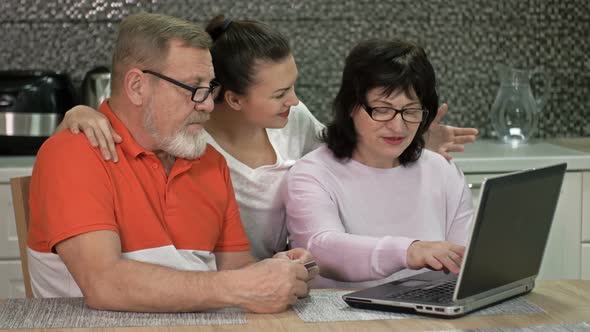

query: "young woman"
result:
(56, 16), (477, 260)
(282, 39), (473, 288)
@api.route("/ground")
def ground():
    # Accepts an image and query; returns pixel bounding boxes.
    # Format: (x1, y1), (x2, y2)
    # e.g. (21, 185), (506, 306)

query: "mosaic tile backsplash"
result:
(1, 0), (589, 138)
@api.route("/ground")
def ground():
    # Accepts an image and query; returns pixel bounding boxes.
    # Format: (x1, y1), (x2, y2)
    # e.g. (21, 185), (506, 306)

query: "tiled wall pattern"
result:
(1, 0), (589, 138)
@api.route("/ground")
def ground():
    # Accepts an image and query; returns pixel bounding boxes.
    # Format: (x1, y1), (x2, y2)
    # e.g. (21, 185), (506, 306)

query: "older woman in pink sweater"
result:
(283, 39), (473, 289)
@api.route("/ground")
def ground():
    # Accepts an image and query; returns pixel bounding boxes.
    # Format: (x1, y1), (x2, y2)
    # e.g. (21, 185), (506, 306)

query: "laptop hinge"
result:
(455, 277), (536, 303)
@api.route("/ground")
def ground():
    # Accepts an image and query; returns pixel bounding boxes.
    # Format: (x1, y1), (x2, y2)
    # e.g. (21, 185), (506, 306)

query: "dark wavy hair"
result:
(205, 15), (292, 101)
(322, 39), (439, 166)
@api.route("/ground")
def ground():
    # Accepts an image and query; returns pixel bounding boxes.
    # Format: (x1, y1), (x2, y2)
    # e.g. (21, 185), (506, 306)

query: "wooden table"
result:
(1, 280), (589, 332)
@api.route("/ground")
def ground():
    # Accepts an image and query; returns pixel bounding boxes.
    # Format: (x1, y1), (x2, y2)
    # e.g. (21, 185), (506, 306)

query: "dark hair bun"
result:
(205, 15), (228, 41)
(207, 16), (291, 102)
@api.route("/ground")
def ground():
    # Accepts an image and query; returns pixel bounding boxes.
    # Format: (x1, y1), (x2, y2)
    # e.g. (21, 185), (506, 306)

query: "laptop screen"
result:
(456, 163), (566, 299)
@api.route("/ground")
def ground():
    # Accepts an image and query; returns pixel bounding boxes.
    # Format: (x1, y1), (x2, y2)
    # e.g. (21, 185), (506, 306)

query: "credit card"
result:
(304, 261), (317, 270)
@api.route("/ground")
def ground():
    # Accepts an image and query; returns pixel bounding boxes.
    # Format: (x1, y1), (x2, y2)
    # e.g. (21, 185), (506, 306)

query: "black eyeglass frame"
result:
(361, 104), (429, 124)
(142, 70), (219, 103)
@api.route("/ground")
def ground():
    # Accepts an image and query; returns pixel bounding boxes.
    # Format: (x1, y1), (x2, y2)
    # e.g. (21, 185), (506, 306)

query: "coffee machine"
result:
(81, 66), (111, 109)
(0, 70), (76, 155)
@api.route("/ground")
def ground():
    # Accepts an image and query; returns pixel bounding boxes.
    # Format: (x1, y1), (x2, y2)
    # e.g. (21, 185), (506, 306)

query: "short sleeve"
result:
(28, 133), (118, 252)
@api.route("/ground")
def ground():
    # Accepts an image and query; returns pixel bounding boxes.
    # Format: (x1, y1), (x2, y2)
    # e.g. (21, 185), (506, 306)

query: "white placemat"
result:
(0, 297), (246, 329)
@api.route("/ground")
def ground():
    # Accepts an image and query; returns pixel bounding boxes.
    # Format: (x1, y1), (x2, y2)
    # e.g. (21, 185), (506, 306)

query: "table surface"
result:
(1, 279), (589, 332)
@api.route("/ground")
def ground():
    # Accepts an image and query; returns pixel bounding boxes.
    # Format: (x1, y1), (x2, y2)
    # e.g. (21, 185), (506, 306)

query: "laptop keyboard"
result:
(392, 280), (457, 303)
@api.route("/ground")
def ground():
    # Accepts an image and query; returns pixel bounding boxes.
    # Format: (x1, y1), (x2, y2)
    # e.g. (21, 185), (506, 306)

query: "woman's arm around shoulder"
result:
(55, 105), (122, 162)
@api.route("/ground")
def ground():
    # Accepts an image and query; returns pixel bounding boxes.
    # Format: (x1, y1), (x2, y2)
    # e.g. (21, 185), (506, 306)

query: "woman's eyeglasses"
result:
(362, 104), (428, 123)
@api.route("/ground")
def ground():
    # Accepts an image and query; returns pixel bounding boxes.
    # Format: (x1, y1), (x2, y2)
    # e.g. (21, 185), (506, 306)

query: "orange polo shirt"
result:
(27, 101), (249, 297)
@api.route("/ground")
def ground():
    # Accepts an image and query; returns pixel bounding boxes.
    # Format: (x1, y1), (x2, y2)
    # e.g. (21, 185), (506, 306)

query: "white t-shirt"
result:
(282, 145), (474, 288)
(204, 102), (324, 259)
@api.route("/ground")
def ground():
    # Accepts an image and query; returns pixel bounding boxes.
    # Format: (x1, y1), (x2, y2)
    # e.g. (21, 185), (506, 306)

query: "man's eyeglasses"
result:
(362, 104), (428, 124)
(142, 70), (219, 103)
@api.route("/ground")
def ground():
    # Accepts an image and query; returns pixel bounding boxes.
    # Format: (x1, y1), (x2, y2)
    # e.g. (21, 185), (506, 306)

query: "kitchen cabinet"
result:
(582, 173), (590, 279)
(583, 172), (590, 242)
(0, 159), (33, 298)
(0, 260), (26, 298)
(582, 244), (590, 280)
(0, 183), (19, 259)
(543, 173), (583, 280)
(580, 243), (590, 280)
(0, 183), (26, 297)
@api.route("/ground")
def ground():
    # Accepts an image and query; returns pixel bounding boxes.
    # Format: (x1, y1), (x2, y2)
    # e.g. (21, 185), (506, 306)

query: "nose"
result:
(194, 94), (215, 113)
(385, 112), (406, 130)
(284, 89), (299, 107)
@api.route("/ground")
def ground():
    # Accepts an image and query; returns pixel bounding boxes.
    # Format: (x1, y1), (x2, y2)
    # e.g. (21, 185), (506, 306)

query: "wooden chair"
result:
(10, 176), (33, 298)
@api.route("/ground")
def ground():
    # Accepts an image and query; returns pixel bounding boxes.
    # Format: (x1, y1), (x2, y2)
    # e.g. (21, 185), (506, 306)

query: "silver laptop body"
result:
(342, 163), (567, 317)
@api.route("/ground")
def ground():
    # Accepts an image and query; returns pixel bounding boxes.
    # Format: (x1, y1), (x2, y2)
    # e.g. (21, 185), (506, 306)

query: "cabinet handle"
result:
(468, 183), (482, 189)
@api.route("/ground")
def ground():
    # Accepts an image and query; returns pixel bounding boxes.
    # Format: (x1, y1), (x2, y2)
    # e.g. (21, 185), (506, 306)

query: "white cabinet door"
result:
(538, 173), (582, 280)
(582, 244), (590, 280)
(0, 183), (20, 259)
(0, 260), (25, 299)
(465, 172), (582, 280)
(582, 172), (590, 242)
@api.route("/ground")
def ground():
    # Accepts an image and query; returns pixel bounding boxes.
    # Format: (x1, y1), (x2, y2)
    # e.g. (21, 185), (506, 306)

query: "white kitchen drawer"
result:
(464, 172), (582, 280)
(0, 183), (20, 259)
(539, 173), (582, 280)
(0, 260), (26, 299)
(583, 172), (590, 242)
(582, 244), (590, 280)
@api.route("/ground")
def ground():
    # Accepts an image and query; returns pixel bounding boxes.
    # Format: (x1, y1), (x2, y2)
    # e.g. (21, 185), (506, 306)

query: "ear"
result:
(124, 69), (147, 106)
(223, 90), (245, 111)
(350, 104), (361, 118)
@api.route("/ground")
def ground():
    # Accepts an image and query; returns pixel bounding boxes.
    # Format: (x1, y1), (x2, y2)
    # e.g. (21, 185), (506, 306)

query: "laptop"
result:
(342, 163), (567, 317)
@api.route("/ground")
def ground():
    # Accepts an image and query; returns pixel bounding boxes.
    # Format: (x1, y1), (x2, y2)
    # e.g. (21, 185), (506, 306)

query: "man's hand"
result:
(425, 103), (479, 160)
(406, 240), (465, 274)
(273, 247), (319, 280)
(232, 258), (310, 313)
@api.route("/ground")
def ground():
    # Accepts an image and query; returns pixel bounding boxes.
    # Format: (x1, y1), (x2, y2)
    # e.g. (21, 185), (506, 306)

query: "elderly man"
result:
(27, 12), (314, 313)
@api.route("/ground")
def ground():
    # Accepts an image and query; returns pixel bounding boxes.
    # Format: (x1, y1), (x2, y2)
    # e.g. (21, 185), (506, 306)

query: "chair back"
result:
(10, 176), (33, 298)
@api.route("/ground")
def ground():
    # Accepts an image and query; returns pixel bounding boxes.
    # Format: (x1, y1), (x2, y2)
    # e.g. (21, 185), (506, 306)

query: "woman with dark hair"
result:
(55, 16), (476, 261)
(283, 39), (473, 288)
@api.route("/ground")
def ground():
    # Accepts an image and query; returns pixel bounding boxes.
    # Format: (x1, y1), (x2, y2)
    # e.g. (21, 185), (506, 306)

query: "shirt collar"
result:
(98, 99), (151, 159)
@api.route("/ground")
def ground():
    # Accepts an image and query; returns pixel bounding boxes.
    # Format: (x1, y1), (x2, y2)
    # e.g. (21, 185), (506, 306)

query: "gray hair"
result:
(111, 12), (211, 93)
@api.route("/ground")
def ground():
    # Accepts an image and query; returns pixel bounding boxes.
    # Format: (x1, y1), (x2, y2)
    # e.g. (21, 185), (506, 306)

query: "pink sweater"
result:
(283, 145), (473, 288)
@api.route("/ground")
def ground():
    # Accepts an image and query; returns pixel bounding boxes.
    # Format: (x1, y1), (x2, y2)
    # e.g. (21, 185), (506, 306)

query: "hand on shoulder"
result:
(58, 105), (122, 162)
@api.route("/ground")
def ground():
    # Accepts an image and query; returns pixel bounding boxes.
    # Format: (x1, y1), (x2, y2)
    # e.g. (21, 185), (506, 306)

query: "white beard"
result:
(144, 104), (208, 160)
(159, 126), (207, 160)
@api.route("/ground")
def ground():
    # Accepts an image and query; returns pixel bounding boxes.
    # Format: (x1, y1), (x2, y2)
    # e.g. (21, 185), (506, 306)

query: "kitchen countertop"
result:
(0, 156), (35, 182)
(0, 156), (36, 168)
(549, 137), (590, 153)
(451, 138), (590, 173)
